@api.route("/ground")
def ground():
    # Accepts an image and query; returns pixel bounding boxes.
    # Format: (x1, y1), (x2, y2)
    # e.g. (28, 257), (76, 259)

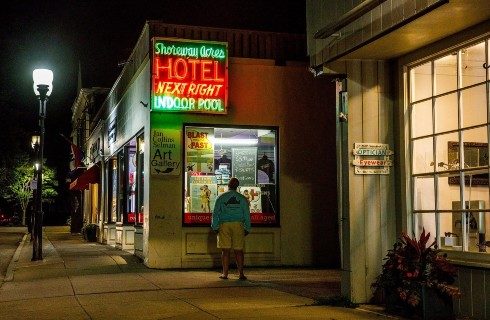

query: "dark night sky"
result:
(0, 0), (306, 180)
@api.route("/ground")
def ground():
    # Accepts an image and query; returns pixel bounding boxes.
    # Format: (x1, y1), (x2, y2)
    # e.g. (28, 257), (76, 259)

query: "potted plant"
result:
(372, 229), (461, 319)
(81, 223), (98, 242)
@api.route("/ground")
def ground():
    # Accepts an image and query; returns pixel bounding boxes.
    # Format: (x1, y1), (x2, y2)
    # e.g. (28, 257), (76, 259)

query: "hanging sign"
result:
(151, 38), (228, 114)
(352, 143), (393, 175)
(150, 128), (182, 176)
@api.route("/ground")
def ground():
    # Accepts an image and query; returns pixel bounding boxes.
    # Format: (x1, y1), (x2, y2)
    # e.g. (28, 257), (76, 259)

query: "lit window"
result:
(183, 125), (279, 226)
(408, 40), (490, 253)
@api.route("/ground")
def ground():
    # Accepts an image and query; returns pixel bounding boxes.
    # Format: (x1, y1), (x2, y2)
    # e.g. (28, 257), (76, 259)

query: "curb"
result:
(4, 233), (28, 282)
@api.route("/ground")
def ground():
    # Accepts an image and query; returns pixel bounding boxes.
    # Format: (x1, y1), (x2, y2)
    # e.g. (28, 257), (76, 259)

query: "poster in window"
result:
(253, 185), (277, 224)
(186, 127), (214, 174)
(232, 147), (257, 185)
(189, 175), (218, 213)
(238, 186), (262, 213)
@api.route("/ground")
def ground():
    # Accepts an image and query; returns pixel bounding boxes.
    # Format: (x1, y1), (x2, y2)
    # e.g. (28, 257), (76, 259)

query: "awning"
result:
(69, 164), (100, 190)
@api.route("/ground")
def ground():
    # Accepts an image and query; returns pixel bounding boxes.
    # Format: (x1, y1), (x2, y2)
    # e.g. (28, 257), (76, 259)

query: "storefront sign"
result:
(355, 167), (390, 175)
(151, 38), (228, 114)
(352, 143), (393, 175)
(352, 159), (392, 166)
(150, 129), (181, 176)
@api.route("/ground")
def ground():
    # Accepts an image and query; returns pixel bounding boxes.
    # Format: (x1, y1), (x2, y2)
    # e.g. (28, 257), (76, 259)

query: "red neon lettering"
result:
(154, 57), (172, 79)
(173, 58), (187, 80)
(188, 59), (199, 81)
(155, 58), (225, 82)
(201, 60), (212, 81)
(214, 61), (224, 82)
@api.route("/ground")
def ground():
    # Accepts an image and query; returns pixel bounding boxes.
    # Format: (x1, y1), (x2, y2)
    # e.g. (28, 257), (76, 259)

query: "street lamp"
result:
(31, 134), (40, 149)
(32, 68), (53, 261)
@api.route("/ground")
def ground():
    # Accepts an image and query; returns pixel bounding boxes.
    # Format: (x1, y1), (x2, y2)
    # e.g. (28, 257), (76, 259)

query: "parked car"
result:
(0, 212), (12, 226)
(0, 211), (20, 226)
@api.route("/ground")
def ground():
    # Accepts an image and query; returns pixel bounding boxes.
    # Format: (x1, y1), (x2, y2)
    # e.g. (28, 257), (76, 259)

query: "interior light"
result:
(211, 138), (258, 145)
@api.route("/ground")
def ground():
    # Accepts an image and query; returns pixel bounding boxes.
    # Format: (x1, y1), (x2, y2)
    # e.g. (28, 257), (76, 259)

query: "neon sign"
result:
(151, 38), (228, 114)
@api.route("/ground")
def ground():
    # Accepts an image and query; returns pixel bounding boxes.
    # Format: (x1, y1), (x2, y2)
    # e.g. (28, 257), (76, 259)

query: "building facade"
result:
(306, 0), (490, 318)
(70, 22), (340, 270)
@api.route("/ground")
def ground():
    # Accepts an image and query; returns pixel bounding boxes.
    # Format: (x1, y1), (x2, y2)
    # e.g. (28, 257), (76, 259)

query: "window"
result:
(107, 158), (118, 223)
(136, 134), (145, 225)
(183, 125), (279, 226)
(408, 40), (490, 253)
(126, 146), (137, 223)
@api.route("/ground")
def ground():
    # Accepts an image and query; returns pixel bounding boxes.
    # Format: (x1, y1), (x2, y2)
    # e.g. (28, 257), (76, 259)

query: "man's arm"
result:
(211, 198), (221, 232)
(242, 197), (251, 233)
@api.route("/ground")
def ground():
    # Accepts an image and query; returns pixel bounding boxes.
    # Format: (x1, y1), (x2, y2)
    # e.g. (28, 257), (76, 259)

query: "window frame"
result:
(182, 123), (280, 228)
(407, 37), (490, 254)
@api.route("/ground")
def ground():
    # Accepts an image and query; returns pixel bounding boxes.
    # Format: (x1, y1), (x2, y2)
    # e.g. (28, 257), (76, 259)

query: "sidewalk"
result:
(0, 226), (398, 319)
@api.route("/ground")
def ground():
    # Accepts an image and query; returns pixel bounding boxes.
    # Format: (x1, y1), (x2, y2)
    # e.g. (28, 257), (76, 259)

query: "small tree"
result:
(1, 156), (58, 225)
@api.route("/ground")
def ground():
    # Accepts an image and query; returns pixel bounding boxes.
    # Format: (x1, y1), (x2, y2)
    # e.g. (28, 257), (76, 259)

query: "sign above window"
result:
(151, 38), (228, 114)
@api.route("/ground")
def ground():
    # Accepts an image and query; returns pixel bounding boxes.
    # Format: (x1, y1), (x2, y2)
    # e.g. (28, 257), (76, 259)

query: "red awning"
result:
(69, 164), (100, 190)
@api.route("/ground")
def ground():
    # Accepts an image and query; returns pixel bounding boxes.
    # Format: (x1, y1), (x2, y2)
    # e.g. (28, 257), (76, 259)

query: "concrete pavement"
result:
(0, 226), (398, 319)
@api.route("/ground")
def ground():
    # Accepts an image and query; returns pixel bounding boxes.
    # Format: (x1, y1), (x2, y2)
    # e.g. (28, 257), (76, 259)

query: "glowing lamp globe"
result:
(32, 69), (53, 97)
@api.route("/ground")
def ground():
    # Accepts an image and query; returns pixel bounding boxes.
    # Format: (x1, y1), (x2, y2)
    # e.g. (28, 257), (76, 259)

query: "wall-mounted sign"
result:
(150, 128), (182, 176)
(352, 143), (393, 175)
(151, 38), (228, 114)
(89, 138), (101, 163)
(108, 119), (116, 144)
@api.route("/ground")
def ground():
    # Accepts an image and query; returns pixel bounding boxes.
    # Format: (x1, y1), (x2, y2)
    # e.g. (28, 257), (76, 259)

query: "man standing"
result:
(211, 177), (251, 280)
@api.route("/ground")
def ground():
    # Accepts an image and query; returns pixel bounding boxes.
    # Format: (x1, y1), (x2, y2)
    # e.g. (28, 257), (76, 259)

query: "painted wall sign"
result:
(150, 129), (182, 176)
(352, 143), (393, 175)
(151, 38), (228, 114)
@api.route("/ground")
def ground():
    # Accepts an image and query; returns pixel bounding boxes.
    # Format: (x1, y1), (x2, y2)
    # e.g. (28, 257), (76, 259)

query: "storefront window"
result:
(108, 158), (118, 223)
(126, 146), (137, 223)
(117, 151), (125, 222)
(183, 125), (278, 226)
(408, 39), (490, 254)
(136, 134), (144, 224)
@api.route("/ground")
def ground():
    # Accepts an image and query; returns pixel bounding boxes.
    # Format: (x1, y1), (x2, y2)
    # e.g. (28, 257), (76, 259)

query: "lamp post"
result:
(28, 134), (40, 229)
(32, 69), (53, 261)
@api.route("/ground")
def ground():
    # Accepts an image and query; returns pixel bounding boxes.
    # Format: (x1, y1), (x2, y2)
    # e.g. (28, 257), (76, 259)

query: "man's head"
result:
(228, 177), (239, 190)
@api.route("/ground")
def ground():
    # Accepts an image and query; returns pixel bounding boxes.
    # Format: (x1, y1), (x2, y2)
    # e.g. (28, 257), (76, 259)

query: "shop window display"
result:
(183, 125), (278, 226)
(126, 147), (137, 223)
(136, 134), (144, 224)
(408, 40), (490, 254)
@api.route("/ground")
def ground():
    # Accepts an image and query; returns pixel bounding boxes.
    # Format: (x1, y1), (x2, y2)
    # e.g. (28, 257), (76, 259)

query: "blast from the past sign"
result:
(151, 38), (228, 114)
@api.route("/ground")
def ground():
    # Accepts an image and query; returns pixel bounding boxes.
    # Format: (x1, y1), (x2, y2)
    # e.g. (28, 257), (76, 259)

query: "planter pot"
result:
(86, 229), (97, 242)
(384, 287), (454, 319)
(83, 225), (98, 242)
(421, 286), (454, 320)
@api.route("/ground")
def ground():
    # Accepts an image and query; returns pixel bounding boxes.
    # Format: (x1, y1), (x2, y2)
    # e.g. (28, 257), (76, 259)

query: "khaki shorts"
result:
(217, 222), (245, 250)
